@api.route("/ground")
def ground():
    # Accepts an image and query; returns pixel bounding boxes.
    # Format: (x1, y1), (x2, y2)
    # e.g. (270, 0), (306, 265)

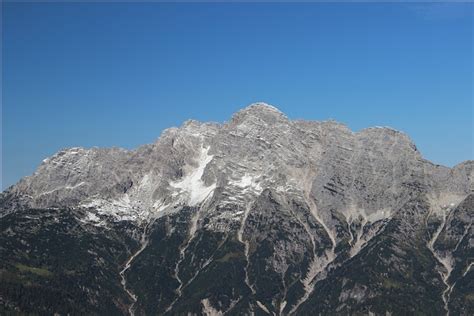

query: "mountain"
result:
(1, 103), (473, 315)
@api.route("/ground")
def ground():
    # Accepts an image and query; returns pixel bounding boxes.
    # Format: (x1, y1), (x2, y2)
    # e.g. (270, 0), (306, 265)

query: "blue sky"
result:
(2, 2), (473, 190)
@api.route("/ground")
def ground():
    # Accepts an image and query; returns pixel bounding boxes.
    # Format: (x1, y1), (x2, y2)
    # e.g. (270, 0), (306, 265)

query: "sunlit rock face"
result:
(1, 103), (473, 315)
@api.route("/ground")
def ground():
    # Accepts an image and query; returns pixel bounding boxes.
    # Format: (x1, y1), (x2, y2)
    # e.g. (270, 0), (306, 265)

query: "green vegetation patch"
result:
(382, 278), (403, 289)
(15, 264), (53, 277)
(216, 251), (243, 262)
(465, 293), (474, 301)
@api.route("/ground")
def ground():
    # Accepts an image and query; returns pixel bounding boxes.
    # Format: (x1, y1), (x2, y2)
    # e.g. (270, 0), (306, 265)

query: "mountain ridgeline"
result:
(1, 103), (473, 315)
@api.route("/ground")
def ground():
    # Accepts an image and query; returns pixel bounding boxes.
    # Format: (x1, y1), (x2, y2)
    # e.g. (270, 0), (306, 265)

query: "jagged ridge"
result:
(1, 103), (473, 315)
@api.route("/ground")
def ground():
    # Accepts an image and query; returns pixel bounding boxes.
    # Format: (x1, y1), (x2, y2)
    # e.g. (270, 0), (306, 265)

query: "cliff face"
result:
(1, 103), (473, 315)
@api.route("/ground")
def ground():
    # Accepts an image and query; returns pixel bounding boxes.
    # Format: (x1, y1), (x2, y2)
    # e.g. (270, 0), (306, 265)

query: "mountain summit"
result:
(1, 103), (473, 315)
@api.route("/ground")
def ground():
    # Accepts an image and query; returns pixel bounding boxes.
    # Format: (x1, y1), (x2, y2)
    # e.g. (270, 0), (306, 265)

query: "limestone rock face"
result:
(1, 103), (473, 315)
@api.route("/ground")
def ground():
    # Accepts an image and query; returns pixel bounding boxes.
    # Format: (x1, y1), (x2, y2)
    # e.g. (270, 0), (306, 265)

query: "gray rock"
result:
(1, 102), (472, 315)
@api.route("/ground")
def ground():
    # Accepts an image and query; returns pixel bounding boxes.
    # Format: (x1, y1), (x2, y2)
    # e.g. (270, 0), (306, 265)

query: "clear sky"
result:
(2, 2), (473, 190)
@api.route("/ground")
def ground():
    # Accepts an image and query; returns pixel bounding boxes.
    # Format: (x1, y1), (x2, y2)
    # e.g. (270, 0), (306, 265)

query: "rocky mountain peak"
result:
(241, 102), (284, 115)
(3, 102), (471, 216)
(230, 102), (288, 126)
(1, 102), (473, 315)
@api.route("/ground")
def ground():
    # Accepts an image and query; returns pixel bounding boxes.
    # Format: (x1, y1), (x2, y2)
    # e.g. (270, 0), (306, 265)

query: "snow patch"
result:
(80, 198), (143, 222)
(256, 301), (270, 314)
(462, 262), (473, 277)
(86, 212), (100, 223)
(170, 146), (216, 206)
(36, 181), (86, 197)
(201, 298), (222, 316)
(229, 174), (262, 193)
